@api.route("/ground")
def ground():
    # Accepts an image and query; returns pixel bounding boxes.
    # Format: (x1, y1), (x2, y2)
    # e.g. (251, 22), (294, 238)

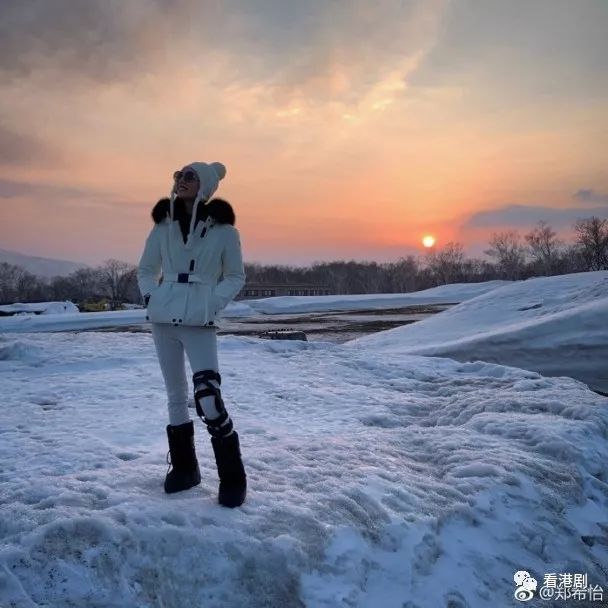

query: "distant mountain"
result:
(0, 248), (88, 279)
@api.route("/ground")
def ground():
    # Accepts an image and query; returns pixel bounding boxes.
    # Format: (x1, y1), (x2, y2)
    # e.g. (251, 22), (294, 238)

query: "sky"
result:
(0, 0), (607, 266)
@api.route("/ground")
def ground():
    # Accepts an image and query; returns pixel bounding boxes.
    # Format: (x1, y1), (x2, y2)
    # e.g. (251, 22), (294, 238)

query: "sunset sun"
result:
(422, 235), (436, 248)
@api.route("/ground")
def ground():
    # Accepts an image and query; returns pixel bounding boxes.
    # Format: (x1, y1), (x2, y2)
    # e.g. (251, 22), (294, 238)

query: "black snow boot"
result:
(210, 431), (247, 508)
(164, 421), (202, 494)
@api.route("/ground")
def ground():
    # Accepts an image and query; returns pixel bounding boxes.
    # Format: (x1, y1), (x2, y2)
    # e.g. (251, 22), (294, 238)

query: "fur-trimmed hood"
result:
(151, 197), (236, 226)
(151, 196), (236, 247)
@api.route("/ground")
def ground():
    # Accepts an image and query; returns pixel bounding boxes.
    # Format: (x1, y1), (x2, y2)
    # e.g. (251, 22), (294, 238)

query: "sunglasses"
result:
(173, 170), (199, 183)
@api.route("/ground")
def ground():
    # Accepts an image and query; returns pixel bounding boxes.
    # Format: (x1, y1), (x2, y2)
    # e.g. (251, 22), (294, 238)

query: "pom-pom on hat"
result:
(186, 161), (226, 202)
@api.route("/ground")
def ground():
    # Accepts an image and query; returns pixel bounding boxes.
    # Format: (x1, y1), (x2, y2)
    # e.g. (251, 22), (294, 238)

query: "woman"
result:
(137, 161), (247, 508)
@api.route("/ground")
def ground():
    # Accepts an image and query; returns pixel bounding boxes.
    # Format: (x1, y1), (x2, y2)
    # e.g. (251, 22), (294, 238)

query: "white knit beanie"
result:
(186, 161), (227, 202)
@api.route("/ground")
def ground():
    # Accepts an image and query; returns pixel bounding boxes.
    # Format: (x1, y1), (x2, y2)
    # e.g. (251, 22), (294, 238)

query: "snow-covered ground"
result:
(0, 309), (149, 334)
(351, 271), (608, 394)
(0, 330), (607, 607)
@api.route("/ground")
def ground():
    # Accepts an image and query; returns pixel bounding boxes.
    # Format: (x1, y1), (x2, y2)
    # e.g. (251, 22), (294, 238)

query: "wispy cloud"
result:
(410, 0), (608, 100)
(464, 204), (608, 229)
(0, 123), (51, 165)
(0, 179), (92, 199)
(0, 178), (132, 213)
(573, 189), (608, 204)
(0, 1), (173, 83)
(0, 1), (441, 92)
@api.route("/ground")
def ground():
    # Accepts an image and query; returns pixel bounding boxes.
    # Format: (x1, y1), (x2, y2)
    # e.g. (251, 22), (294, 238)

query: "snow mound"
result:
(222, 300), (256, 317)
(0, 301), (79, 315)
(43, 301), (80, 315)
(350, 271), (608, 393)
(245, 281), (509, 314)
(0, 336), (46, 364)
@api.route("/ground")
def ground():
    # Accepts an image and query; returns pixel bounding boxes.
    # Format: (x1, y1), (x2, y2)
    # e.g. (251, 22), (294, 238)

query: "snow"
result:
(0, 327), (607, 607)
(350, 271), (608, 394)
(243, 280), (510, 315)
(0, 309), (148, 333)
(0, 301), (79, 316)
(1, 271), (607, 604)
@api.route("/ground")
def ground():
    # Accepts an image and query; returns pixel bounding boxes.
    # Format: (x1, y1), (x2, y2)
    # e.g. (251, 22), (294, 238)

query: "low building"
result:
(237, 283), (332, 299)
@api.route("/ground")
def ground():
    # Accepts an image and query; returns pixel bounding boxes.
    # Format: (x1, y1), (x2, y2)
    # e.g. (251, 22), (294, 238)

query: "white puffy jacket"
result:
(137, 199), (246, 327)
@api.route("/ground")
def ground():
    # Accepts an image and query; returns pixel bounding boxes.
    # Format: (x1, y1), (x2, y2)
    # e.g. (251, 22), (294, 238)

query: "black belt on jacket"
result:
(163, 273), (207, 284)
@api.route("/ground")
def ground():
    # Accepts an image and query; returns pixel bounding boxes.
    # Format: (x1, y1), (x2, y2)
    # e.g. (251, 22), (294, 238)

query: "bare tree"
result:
(48, 276), (75, 301)
(0, 262), (46, 303)
(485, 231), (527, 280)
(309, 262), (351, 294)
(427, 242), (466, 284)
(98, 259), (137, 310)
(122, 267), (141, 304)
(574, 217), (608, 271)
(0, 262), (21, 303)
(48, 267), (102, 304)
(525, 221), (562, 275)
(462, 258), (496, 282)
(559, 244), (587, 274)
(70, 268), (103, 302)
(388, 256), (420, 292)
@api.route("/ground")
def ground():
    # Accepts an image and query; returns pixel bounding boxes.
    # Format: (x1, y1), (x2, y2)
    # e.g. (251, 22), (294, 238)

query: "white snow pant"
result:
(151, 323), (220, 427)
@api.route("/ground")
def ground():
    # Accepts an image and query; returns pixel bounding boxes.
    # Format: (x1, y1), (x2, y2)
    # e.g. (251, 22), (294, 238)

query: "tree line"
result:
(1, 217), (606, 307)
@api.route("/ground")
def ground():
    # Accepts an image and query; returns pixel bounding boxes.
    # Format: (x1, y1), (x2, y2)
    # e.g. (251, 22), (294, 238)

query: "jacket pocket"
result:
(146, 283), (178, 323)
(146, 283), (162, 306)
(145, 284), (160, 306)
(211, 291), (224, 315)
(182, 283), (216, 326)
